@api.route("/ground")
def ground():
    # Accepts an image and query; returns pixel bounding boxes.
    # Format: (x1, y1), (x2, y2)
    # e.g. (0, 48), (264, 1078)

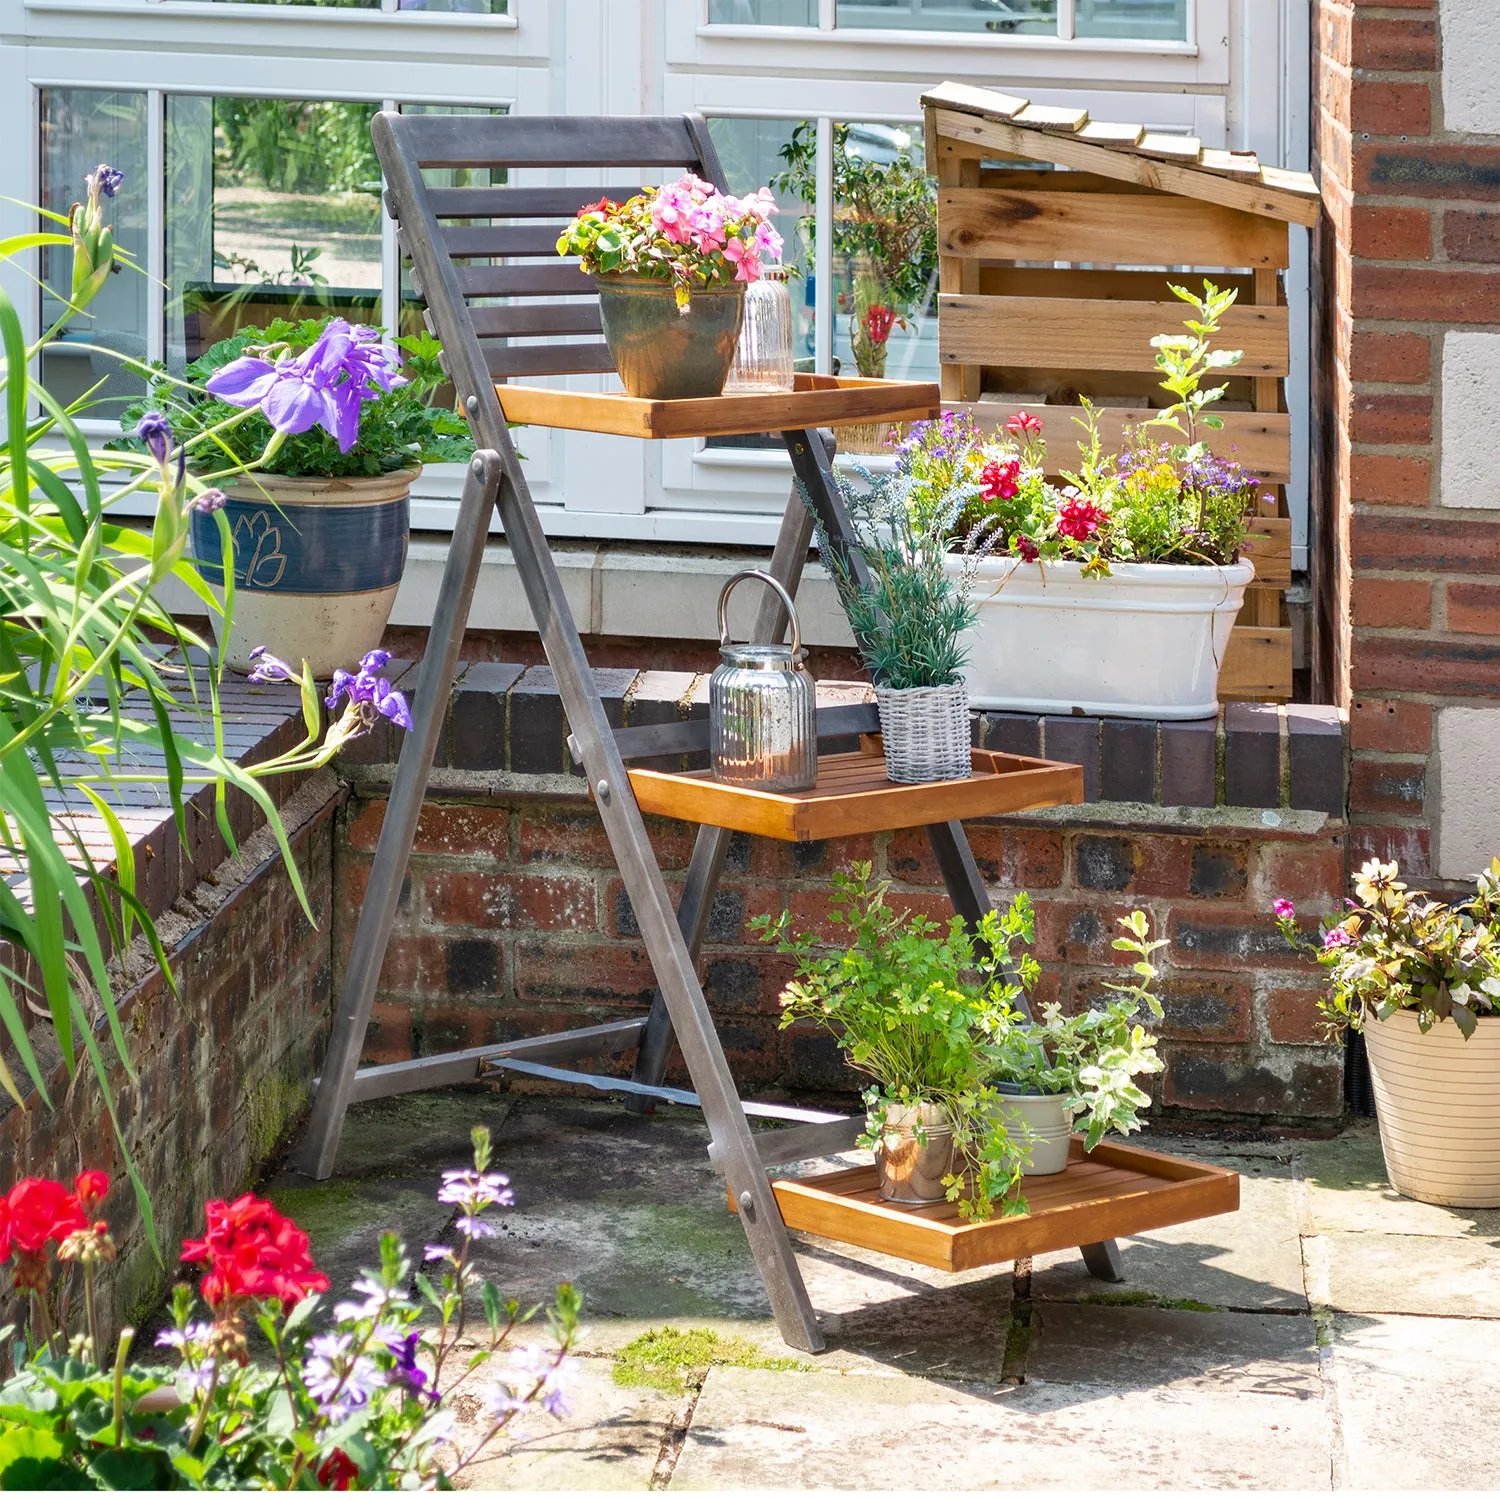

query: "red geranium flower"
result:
(182, 1194), (328, 1311)
(74, 1172), (109, 1215)
(863, 305), (897, 344)
(317, 1449), (360, 1491)
(1005, 410), (1043, 440)
(1056, 497), (1108, 543)
(6, 1178), (87, 1258)
(980, 458), (1021, 502)
(1014, 535), (1040, 563)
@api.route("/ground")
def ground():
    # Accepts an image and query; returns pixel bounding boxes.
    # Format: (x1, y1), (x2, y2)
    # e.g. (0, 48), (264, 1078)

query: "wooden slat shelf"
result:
(624, 747), (1083, 843)
(494, 372), (940, 439)
(747, 1137), (1239, 1274)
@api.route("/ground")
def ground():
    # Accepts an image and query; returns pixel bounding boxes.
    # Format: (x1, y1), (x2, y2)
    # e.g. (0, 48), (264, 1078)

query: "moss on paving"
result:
(1074, 1289), (1159, 1307)
(612, 1327), (811, 1396)
(1158, 1297), (1219, 1313)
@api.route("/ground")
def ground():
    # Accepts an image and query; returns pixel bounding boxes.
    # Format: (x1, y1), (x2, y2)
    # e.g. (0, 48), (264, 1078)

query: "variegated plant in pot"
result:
(1277, 859), (1500, 1208)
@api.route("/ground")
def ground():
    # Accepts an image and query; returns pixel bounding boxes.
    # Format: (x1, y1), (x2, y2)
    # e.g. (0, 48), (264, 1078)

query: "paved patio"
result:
(267, 1092), (1500, 1491)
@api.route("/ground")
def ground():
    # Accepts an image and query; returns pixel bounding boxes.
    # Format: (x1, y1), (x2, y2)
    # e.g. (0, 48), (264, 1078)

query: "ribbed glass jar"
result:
(723, 266), (795, 393)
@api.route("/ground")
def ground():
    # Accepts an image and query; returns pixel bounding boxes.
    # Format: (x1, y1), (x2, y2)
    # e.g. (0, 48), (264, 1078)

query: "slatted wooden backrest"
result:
(374, 112), (727, 383)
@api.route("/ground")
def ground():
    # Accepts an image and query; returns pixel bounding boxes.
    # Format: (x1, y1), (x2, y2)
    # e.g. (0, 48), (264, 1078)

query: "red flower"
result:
(182, 1195), (328, 1311)
(862, 305), (897, 344)
(1014, 536), (1040, 563)
(1056, 497), (1107, 543)
(317, 1449), (360, 1491)
(980, 458), (1021, 502)
(74, 1172), (109, 1215)
(1005, 410), (1043, 440)
(6, 1179), (87, 1258)
(577, 196), (619, 217)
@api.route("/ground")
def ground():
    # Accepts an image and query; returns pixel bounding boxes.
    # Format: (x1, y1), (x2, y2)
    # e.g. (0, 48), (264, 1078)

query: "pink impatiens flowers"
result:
(649, 173), (783, 283)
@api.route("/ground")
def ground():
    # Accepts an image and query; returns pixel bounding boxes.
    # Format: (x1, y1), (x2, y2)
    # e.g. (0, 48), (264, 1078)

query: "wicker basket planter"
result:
(875, 682), (970, 783)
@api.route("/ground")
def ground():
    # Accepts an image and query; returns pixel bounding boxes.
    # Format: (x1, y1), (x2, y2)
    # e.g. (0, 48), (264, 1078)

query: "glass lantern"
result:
(724, 266), (795, 393)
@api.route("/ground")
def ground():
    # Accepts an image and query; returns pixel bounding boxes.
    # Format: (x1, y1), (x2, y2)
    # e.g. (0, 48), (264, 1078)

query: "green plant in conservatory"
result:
(754, 864), (1035, 1221)
(773, 121), (937, 378)
(1, 166), (394, 1242)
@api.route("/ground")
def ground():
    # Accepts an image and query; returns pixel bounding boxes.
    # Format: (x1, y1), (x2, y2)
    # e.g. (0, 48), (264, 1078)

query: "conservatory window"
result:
(707, 0), (1189, 39)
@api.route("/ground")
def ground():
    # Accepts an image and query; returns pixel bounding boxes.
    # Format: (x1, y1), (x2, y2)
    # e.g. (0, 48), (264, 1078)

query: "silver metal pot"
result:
(873, 1102), (956, 1205)
(709, 570), (818, 791)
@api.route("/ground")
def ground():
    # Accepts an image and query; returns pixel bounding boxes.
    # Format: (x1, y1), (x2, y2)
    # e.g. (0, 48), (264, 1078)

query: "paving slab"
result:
(449, 1350), (675, 1491)
(1029, 1147), (1306, 1311)
(1333, 1313), (1500, 1490)
(1297, 1123), (1500, 1239)
(669, 1366), (1332, 1490)
(1321, 1230), (1500, 1317)
(1028, 1302), (1321, 1398)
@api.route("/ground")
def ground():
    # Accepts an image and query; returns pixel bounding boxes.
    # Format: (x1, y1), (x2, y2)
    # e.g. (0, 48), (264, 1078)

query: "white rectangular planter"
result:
(946, 556), (1255, 720)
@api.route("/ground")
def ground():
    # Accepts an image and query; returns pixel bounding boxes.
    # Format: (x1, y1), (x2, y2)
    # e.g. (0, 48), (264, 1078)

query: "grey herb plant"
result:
(802, 461), (998, 691)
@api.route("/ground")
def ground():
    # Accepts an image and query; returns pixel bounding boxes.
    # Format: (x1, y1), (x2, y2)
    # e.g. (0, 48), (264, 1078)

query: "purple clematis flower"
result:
(204, 319), (406, 454)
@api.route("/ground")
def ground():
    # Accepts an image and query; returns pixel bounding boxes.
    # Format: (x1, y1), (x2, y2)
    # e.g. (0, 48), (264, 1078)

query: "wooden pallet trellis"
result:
(922, 82), (1319, 704)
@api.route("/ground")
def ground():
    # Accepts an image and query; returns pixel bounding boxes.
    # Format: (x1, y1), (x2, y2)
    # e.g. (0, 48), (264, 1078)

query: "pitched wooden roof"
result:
(921, 81), (1320, 228)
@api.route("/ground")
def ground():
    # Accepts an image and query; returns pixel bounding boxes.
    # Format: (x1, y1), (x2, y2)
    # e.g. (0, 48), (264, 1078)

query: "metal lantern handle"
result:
(717, 569), (802, 657)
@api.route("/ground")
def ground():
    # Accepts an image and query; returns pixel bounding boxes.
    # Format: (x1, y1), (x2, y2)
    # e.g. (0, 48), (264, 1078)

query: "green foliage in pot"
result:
(990, 913), (1167, 1151)
(754, 864), (1036, 1221)
(802, 461), (998, 690)
(1275, 858), (1500, 1039)
(114, 320), (474, 480)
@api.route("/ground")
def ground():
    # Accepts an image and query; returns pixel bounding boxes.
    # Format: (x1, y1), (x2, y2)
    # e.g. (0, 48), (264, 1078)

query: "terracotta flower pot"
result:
(594, 275), (744, 400)
(1364, 1008), (1500, 1207)
(190, 467), (415, 679)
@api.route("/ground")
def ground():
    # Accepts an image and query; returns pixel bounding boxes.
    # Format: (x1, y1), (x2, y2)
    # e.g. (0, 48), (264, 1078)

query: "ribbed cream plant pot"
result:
(1364, 1010), (1500, 1207)
(943, 555), (1254, 719)
(190, 467), (416, 679)
(993, 1087), (1073, 1176)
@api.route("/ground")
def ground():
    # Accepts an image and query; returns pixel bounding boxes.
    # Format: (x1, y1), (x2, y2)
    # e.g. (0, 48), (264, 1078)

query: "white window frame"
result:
(1, 0), (1309, 565)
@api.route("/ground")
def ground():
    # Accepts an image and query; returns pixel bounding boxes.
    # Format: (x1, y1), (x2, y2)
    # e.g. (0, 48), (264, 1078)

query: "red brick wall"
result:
(1313, 0), (1500, 881)
(338, 791), (1347, 1125)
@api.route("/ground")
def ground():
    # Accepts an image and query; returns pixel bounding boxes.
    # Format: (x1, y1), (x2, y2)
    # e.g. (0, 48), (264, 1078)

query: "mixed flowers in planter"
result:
(0, 1128), (579, 1490)
(862, 281), (1273, 719)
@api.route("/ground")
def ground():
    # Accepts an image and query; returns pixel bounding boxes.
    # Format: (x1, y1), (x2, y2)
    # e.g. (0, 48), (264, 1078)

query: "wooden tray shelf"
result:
(625, 747), (1083, 843)
(750, 1138), (1239, 1274)
(493, 372), (940, 439)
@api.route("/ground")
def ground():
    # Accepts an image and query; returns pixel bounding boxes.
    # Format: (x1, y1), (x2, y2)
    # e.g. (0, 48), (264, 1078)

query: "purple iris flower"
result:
(204, 319), (406, 454)
(191, 487), (227, 514)
(325, 656), (413, 731)
(136, 411), (173, 468)
(86, 164), (124, 200)
(246, 646), (297, 684)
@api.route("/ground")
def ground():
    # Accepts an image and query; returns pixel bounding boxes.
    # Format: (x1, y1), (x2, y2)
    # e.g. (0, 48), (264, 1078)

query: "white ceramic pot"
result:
(1363, 1009), (1500, 1208)
(993, 1087), (1074, 1176)
(873, 1102), (955, 1204)
(190, 467), (416, 679)
(944, 555), (1254, 720)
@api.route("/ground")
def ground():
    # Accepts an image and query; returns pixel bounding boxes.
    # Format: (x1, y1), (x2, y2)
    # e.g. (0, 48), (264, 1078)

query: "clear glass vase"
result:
(723, 267), (795, 393)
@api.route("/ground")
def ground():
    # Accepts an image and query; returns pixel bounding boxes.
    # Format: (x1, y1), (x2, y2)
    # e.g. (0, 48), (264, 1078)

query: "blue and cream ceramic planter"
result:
(190, 466), (416, 678)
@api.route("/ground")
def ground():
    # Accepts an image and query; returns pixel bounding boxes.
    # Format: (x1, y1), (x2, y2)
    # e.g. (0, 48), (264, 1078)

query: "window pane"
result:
(38, 89), (149, 421)
(828, 121), (937, 384)
(835, 0), (1056, 35)
(703, 117), (813, 449)
(397, 0), (509, 11)
(1075, 0), (1186, 39)
(166, 97), (382, 369)
(708, 0), (816, 22)
(186, 0), (381, 9)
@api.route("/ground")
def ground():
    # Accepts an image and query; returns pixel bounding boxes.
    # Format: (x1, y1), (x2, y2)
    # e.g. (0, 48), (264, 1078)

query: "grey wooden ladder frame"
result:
(292, 109), (1122, 1355)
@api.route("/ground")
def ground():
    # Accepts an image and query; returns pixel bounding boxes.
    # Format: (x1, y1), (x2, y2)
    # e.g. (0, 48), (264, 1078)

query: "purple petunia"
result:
(204, 319), (406, 454)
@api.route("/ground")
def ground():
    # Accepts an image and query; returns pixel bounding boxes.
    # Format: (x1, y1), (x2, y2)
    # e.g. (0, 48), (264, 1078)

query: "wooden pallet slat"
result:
(1077, 120), (1146, 148)
(1220, 627), (1295, 701)
(1135, 132), (1203, 163)
(939, 294), (1291, 377)
(939, 188), (1290, 269)
(1010, 103), (1091, 134)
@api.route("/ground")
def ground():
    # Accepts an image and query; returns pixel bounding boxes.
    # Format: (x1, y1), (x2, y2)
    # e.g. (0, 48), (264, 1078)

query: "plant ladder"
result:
(292, 109), (1126, 1354)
